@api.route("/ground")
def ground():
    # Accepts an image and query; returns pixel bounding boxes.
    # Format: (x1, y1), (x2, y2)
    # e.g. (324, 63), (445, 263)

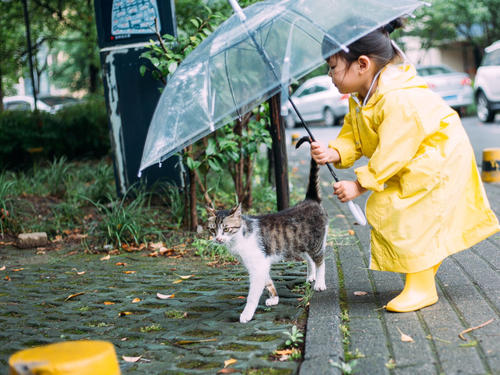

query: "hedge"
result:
(0, 98), (111, 169)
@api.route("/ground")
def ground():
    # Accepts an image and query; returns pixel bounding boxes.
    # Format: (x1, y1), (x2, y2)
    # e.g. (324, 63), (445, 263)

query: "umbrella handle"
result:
(347, 200), (367, 226)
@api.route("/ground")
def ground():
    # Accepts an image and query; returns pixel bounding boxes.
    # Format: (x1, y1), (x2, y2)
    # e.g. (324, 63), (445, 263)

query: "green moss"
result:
(218, 343), (260, 351)
(188, 306), (218, 312)
(177, 360), (220, 370)
(246, 368), (293, 375)
(240, 334), (281, 342)
(164, 310), (187, 319)
(183, 329), (221, 338)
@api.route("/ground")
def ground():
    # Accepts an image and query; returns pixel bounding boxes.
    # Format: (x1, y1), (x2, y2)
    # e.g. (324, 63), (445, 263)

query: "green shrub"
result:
(0, 98), (110, 169)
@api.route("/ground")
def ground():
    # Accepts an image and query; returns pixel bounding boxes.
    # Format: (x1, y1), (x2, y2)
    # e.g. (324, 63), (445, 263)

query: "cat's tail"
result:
(295, 136), (321, 203)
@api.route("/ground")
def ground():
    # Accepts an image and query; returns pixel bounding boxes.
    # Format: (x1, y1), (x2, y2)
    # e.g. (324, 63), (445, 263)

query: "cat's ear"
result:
(206, 205), (216, 217)
(230, 203), (242, 217)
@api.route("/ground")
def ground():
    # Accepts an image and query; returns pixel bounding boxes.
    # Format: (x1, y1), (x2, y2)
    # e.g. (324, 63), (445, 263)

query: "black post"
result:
(21, 0), (37, 111)
(268, 92), (289, 211)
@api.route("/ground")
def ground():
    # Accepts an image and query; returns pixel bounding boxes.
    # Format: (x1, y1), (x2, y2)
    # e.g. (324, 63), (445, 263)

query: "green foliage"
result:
(0, 99), (110, 169)
(329, 359), (359, 375)
(0, 173), (15, 236)
(192, 238), (235, 262)
(409, 0), (500, 56)
(283, 325), (304, 348)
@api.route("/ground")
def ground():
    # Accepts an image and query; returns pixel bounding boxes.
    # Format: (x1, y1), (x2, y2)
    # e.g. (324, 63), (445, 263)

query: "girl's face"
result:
(327, 55), (376, 98)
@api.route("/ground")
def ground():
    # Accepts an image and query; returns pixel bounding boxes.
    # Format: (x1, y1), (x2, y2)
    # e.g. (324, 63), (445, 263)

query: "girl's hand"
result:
(310, 141), (340, 165)
(333, 180), (367, 202)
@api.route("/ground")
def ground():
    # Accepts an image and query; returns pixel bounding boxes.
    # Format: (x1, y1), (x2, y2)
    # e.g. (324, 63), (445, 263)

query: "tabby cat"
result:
(207, 137), (328, 323)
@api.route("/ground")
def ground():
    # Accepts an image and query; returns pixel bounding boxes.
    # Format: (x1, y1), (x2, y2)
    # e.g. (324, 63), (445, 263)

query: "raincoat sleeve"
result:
(355, 93), (426, 192)
(328, 112), (362, 168)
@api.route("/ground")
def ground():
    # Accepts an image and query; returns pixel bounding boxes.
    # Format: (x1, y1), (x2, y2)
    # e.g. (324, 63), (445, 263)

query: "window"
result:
(482, 49), (500, 66)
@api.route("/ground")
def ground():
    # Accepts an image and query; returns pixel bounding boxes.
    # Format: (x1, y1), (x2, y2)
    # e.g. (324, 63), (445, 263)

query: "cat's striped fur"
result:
(207, 137), (328, 323)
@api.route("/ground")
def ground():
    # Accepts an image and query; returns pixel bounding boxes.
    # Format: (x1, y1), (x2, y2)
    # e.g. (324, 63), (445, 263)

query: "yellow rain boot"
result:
(9, 340), (120, 375)
(385, 266), (438, 312)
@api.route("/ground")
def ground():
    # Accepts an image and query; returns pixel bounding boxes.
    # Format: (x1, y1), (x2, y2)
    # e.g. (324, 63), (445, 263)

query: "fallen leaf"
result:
(76, 271), (86, 275)
(122, 355), (142, 363)
(459, 340), (478, 347)
(236, 296), (246, 299)
(103, 301), (115, 305)
(119, 311), (133, 317)
(132, 298), (141, 303)
(12, 268), (24, 272)
(397, 327), (414, 342)
(121, 337), (128, 341)
(65, 292), (85, 301)
(274, 349), (293, 356)
(172, 279), (183, 284)
(458, 318), (494, 341)
(4, 275), (11, 281)
(336, 214), (346, 218)
(0, 266), (5, 271)
(353, 291), (368, 296)
(100, 254), (110, 261)
(224, 358), (238, 368)
(175, 338), (217, 345)
(148, 251), (159, 257)
(123, 270), (136, 274)
(157, 293), (174, 299)
(348, 230), (355, 235)
(179, 274), (194, 280)
(115, 262), (127, 266)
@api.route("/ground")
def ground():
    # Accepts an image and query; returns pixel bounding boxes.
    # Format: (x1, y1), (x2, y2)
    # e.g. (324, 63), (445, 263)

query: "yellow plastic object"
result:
(8, 340), (120, 375)
(481, 148), (500, 183)
(385, 266), (438, 312)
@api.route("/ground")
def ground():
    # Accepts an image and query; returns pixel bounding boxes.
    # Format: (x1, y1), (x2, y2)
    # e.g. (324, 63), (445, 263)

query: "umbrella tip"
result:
(137, 171), (143, 178)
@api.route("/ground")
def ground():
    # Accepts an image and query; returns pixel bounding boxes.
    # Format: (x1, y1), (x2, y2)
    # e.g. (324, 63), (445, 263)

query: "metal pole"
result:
(21, 0), (37, 111)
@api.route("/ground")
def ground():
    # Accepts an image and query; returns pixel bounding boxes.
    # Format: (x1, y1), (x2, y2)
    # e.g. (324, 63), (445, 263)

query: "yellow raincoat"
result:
(329, 63), (499, 273)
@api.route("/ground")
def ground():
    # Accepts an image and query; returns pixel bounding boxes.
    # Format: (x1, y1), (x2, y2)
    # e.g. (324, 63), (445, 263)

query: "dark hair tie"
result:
(384, 23), (395, 34)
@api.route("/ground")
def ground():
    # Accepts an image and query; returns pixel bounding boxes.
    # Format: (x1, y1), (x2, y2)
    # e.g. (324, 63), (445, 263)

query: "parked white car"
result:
(283, 75), (349, 128)
(474, 41), (500, 123)
(2, 95), (79, 114)
(415, 64), (474, 116)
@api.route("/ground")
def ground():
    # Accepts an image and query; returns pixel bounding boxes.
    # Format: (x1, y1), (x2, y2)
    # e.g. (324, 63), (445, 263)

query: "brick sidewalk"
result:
(289, 145), (500, 375)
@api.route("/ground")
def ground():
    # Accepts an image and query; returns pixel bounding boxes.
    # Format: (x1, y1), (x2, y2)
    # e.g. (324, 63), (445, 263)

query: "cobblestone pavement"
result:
(288, 141), (500, 375)
(0, 248), (309, 374)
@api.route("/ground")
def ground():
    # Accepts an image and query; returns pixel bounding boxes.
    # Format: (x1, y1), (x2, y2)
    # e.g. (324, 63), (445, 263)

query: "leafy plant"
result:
(0, 173), (15, 236)
(192, 238), (235, 262)
(329, 359), (359, 375)
(283, 325), (304, 348)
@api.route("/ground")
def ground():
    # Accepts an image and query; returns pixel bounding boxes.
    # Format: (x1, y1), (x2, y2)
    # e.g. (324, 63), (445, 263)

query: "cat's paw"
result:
(314, 281), (326, 291)
(239, 310), (254, 323)
(307, 275), (316, 283)
(265, 296), (279, 306)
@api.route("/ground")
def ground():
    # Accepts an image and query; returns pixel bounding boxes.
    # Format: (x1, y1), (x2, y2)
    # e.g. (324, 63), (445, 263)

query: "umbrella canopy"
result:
(139, 0), (425, 174)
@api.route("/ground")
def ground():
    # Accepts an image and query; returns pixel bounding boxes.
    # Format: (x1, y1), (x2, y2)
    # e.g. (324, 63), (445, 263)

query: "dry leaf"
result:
(132, 298), (141, 303)
(0, 266), (6, 271)
(348, 230), (355, 235)
(122, 355), (142, 363)
(224, 358), (238, 368)
(157, 293), (174, 299)
(274, 349), (293, 356)
(4, 275), (11, 281)
(123, 271), (136, 274)
(172, 279), (183, 284)
(76, 271), (86, 275)
(65, 292), (85, 301)
(179, 274), (194, 280)
(103, 301), (115, 305)
(148, 251), (159, 257)
(336, 214), (346, 218)
(121, 337), (128, 341)
(12, 268), (24, 272)
(100, 254), (110, 261)
(353, 291), (368, 296)
(397, 327), (414, 342)
(115, 262), (127, 266)
(119, 311), (133, 317)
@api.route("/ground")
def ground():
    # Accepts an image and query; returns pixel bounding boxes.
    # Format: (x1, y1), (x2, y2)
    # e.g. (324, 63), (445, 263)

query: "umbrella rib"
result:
(224, 48), (242, 119)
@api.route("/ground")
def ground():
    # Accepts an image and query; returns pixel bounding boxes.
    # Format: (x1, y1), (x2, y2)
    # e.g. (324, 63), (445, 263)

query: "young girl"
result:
(311, 19), (499, 312)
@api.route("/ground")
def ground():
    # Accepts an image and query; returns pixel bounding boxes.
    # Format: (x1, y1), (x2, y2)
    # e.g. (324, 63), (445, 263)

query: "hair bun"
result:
(383, 18), (404, 34)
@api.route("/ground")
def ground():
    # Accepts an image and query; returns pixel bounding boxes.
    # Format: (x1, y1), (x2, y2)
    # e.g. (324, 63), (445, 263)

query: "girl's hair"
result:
(322, 18), (404, 70)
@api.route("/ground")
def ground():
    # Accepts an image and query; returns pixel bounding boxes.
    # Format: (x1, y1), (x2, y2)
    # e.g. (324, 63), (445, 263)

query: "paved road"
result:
(287, 115), (500, 374)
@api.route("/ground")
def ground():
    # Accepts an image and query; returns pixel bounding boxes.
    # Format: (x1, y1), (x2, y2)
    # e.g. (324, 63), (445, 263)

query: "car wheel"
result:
(285, 112), (296, 128)
(477, 92), (495, 123)
(323, 108), (335, 127)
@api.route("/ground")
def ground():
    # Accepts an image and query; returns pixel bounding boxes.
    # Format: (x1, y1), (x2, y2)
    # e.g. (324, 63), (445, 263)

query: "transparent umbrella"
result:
(139, 0), (426, 224)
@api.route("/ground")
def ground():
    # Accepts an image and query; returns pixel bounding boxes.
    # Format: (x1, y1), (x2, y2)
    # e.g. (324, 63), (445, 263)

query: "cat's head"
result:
(206, 204), (242, 244)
